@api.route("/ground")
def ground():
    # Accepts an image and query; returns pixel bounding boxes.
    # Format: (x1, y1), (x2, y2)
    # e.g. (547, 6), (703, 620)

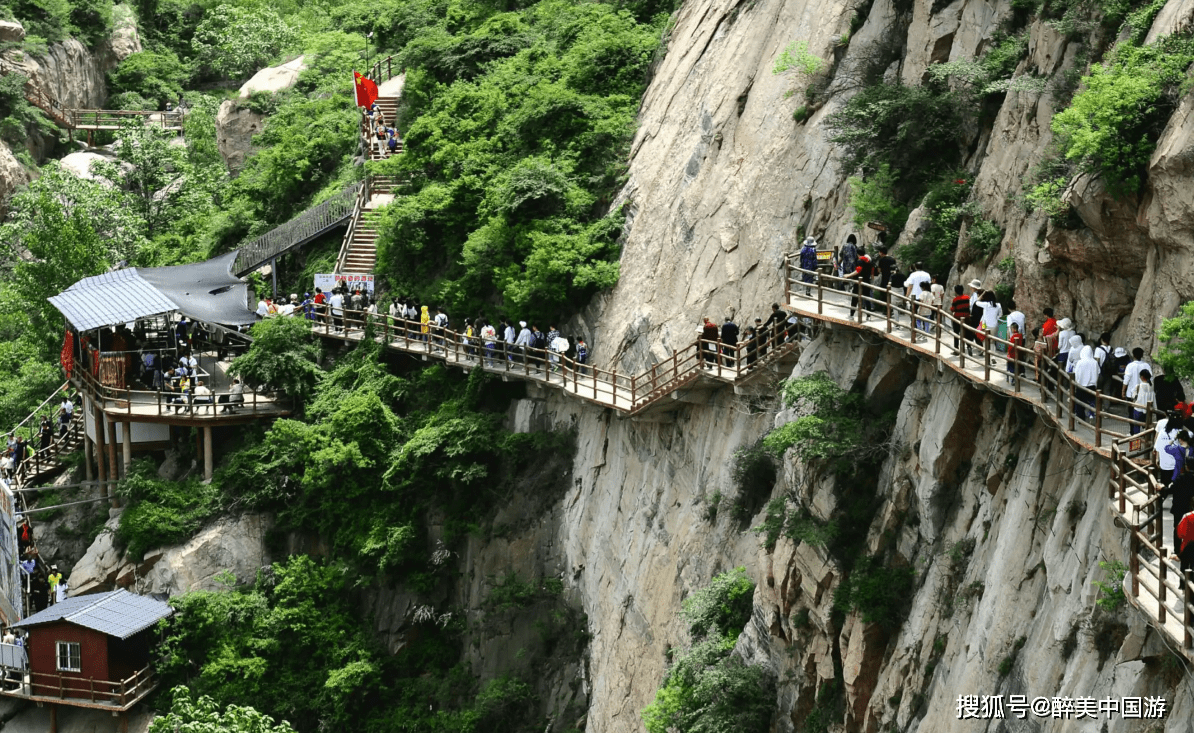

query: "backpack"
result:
(387, 136), (397, 151)
(576, 344), (588, 362)
(533, 331), (547, 349)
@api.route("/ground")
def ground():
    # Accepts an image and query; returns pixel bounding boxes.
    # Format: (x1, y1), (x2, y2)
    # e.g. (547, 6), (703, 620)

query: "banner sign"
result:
(315, 273), (375, 295)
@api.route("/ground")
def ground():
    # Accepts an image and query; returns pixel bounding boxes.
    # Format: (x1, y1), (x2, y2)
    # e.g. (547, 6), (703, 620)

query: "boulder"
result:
(0, 19), (25, 43)
(58, 150), (117, 182)
(215, 57), (307, 173)
(102, 5), (142, 65)
(137, 513), (273, 594)
(67, 516), (122, 595)
(238, 55), (306, 97)
(215, 99), (265, 174)
(0, 141), (35, 217)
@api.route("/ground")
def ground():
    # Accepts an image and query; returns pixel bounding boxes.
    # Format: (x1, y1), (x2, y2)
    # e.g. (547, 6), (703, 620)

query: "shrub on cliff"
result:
(643, 569), (774, 733)
(228, 316), (322, 402)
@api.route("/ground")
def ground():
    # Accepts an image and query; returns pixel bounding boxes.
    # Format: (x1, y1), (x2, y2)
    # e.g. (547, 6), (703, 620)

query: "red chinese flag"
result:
(354, 71), (379, 109)
(60, 330), (73, 378)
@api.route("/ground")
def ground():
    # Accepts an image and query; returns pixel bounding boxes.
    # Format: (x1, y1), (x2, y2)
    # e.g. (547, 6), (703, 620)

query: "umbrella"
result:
(551, 336), (570, 353)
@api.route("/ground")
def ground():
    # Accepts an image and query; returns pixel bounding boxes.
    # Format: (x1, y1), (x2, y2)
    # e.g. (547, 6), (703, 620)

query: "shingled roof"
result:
(13, 590), (172, 640)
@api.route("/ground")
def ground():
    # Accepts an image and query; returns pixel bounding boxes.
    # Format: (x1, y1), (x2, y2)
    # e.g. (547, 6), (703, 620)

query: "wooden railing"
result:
(302, 303), (812, 415)
(782, 262), (1153, 449)
(0, 58), (71, 128)
(235, 183), (361, 276)
(76, 363), (285, 420)
(64, 108), (185, 131)
(1110, 432), (1194, 652)
(334, 177), (374, 273)
(4, 663), (157, 708)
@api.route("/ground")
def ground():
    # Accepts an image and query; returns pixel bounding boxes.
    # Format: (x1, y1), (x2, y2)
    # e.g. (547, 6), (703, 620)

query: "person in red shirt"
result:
(313, 288), (328, 324)
(949, 285), (970, 351)
(1006, 322), (1025, 385)
(844, 250), (874, 319)
(1178, 509), (1194, 573)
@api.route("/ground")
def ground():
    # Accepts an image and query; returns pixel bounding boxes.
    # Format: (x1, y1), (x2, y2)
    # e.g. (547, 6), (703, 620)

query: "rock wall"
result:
(216, 56), (307, 173)
(534, 325), (1194, 732)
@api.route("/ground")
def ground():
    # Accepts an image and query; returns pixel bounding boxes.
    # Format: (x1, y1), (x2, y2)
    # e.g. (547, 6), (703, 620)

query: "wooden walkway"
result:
(782, 265), (1194, 660)
(310, 310), (813, 416)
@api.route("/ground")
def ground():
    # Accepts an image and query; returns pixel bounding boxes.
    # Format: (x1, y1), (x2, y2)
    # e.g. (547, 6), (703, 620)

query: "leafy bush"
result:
(1024, 175), (1071, 221)
(643, 570), (774, 733)
(1093, 559), (1127, 610)
(191, 4), (298, 80)
(1051, 36), (1194, 196)
(968, 216), (1004, 260)
(755, 498), (787, 551)
(107, 50), (188, 109)
(847, 163), (908, 234)
(116, 459), (222, 559)
(833, 555), (915, 628)
(370, 0), (662, 324)
(729, 439), (777, 522)
(785, 511), (840, 548)
(680, 567), (756, 641)
(1156, 302), (1194, 380)
(825, 81), (968, 189)
(228, 317), (322, 402)
(773, 40), (824, 75)
(150, 687), (297, 733)
(897, 174), (971, 273)
(764, 373), (891, 474)
(0, 70), (54, 147)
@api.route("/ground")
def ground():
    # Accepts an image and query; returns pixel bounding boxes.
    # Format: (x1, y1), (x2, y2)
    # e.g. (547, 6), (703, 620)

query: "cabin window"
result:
(55, 641), (81, 672)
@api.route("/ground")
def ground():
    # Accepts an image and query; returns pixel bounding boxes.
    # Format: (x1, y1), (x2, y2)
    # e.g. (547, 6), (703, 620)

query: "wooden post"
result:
(934, 308), (941, 355)
(49, 705), (56, 733)
(958, 325), (965, 370)
(816, 277), (823, 315)
(1160, 549), (1168, 624)
(93, 406), (106, 489)
(1055, 370), (1064, 420)
(1094, 393), (1103, 448)
(856, 282), (863, 324)
(203, 426), (213, 481)
(1185, 571), (1193, 649)
(105, 417), (118, 481)
(122, 421), (132, 477)
(82, 428), (92, 482)
(783, 254), (790, 304)
(1130, 532), (1140, 598)
(983, 332), (990, 383)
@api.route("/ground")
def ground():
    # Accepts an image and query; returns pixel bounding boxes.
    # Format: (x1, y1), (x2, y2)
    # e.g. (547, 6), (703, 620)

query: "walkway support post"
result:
(121, 420), (132, 497)
(983, 333), (990, 383)
(270, 258), (277, 299)
(203, 426), (213, 481)
(1185, 571), (1193, 649)
(1094, 393), (1103, 448)
(105, 416), (118, 481)
(93, 405), (106, 491)
(82, 429), (92, 482)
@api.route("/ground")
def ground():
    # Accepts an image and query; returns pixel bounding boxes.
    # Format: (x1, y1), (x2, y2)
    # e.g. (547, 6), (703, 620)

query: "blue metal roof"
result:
(12, 590), (172, 640)
(48, 251), (257, 331)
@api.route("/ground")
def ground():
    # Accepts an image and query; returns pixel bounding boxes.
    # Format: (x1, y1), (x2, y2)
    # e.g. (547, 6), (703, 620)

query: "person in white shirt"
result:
(1065, 335), (1084, 374)
(192, 380), (213, 412)
(914, 282), (933, 341)
(1006, 304), (1025, 340)
(481, 323), (498, 367)
(256, 298), (269, 317)
(1122, 347), (1152, 401)
(1130, 369), (1155, 436)
(1056, 318), (1075, 368)
(329, 292), (345, 331)
(1073, 346), (1100, 420)
(1154, 414), (1181, 470)
(905, 264), (932, 301)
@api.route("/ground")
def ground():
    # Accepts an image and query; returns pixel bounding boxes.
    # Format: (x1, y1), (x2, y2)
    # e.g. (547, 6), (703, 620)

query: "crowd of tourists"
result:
(366, 102), (401, 156)
(259, 284), (592, 375)
(696, 303), (810, 370)
(791, 235), (1184, 431)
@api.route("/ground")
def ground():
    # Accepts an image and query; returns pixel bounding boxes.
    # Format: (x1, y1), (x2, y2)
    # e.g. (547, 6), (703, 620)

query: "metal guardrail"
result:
(235, 183), (362, 276)
(65, 108), (185, 131)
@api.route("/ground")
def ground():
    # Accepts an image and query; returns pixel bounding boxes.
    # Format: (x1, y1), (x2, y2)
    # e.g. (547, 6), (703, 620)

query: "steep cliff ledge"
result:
(536, 325), (1191, 731)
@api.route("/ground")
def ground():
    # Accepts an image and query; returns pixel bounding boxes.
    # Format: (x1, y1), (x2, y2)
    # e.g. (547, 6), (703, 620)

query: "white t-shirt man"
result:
(1155, 418), (1179, 471)
(905, 270), (931, 300)
(330, 293), (344, 317)
(1123, 358), (1152, 398)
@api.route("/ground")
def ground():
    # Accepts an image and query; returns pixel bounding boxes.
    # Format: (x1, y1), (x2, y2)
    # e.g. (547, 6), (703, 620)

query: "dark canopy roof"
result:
(13, 589), (172, 640)
(49, 251), (256, 331)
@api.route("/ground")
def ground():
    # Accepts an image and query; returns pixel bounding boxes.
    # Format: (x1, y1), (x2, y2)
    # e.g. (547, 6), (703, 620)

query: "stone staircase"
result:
(338, 79), (405, 273)
(342, 209), (381, 273)
(367, 95), (404, 160)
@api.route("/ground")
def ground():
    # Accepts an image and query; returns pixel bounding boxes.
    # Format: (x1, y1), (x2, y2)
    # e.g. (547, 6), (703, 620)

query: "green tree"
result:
(228, 317), (322, 402)
(150, 686), (297, 732)
(192, 5), (298, 80)
(107, 50), (189, 109)
(98, 122), (192, 239)
(1157, 301), (1194, 380)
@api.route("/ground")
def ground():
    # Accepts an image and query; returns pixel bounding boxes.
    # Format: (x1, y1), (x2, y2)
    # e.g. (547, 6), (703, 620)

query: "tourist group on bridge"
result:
(257, 283), (593, 377)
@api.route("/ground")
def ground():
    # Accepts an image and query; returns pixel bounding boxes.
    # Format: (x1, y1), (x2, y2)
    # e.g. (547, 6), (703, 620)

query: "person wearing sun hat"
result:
(1055, 317), (1075, 369)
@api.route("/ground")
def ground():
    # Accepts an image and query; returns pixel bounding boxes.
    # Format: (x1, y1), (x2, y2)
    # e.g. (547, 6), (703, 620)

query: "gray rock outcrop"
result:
(216, 56), (306, 173)
(70, 513), (273, 596)
(0, 19), (25, 43)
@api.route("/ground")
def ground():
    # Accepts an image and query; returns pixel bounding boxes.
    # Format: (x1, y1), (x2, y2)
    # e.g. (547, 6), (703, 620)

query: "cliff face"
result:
(546, 0), (1194, 724)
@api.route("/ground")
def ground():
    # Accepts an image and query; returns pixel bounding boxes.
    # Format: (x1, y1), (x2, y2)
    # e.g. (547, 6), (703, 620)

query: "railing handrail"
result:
(235, 183), (361, 276)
